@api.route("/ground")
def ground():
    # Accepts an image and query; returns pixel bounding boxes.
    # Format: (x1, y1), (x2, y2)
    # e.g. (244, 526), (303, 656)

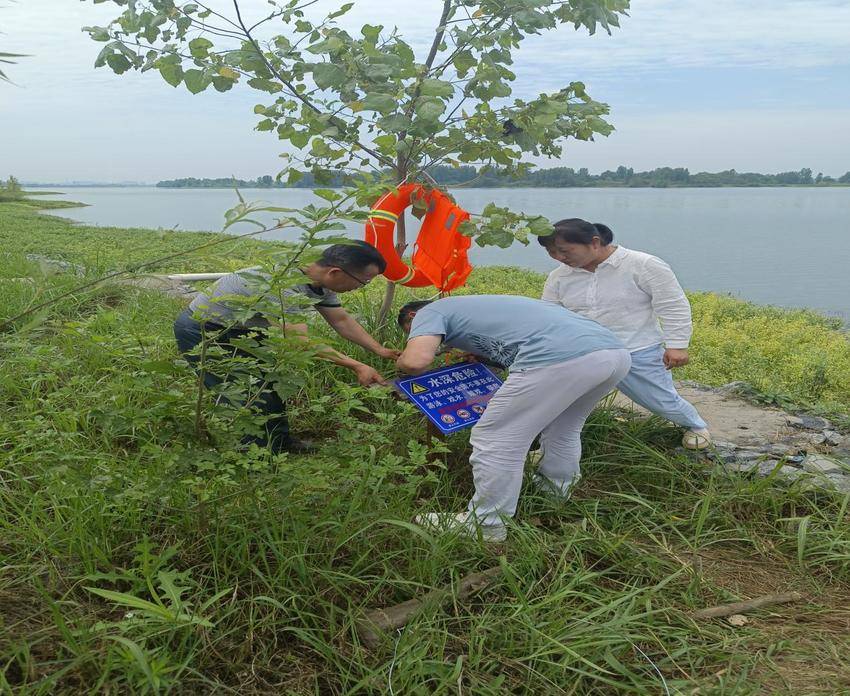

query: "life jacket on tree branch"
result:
(365, 183), (473, 292)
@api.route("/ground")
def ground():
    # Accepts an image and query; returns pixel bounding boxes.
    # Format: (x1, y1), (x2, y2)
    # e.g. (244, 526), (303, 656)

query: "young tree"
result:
(0, 175), (23, 200)
(84, 0), (628, 316)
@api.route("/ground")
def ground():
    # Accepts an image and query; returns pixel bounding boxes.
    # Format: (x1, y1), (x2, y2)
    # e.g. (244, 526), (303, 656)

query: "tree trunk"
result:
(377, 278), (396, 330)
(377, 179), (408, 328)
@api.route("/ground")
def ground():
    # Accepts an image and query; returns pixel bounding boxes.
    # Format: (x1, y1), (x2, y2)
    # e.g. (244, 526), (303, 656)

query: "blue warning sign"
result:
(395, 362), (504, 435)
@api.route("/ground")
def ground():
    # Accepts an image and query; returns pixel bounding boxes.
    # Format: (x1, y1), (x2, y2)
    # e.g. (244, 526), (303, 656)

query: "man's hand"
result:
(376, 346), (402, 360)
(354, 364), (388, 386)
(663, 348), (689, 370)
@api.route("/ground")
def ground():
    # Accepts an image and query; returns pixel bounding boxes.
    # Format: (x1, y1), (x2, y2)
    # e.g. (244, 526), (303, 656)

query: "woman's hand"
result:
(663, 348), (689, 370)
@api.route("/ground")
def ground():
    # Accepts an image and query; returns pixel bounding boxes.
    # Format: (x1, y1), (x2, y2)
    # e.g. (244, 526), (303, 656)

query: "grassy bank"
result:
(4, 197), (849, 417)
(2, 199), (850, 694)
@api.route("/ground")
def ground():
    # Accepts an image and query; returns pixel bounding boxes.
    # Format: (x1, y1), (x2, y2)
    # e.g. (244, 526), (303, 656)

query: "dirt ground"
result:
(613, 383), (835, 450)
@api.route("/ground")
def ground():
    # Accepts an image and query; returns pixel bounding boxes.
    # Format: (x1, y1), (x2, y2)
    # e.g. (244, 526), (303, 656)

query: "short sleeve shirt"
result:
(187, 268), (341, 328)
(409, 295), (623, 372)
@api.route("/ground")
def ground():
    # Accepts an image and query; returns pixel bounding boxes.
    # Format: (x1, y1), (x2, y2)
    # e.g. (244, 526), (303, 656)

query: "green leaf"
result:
(85, 587), (171, 618)
(452, 50), (477, 77)
(247, 77), (282, 93)
(312, 63), (346, 89)
(287, 169), (304, 185)
(211, 76), (235, 92)
(106, 54), (132, 74)
(361, 93), (396, 114)
(188, 37), (213, 59)
(419, 78), (454, 98)
(361, 24), (383, 42)
(533, 112), (558, 127)
(314, 189), (341, 202)
(311, 138), (332, 157)
(183, 68), (210, 94)
(365, 62), (393, 80)
(306, 37), (344, 55)
(414, 97), (446, 122)
(83, 26), (111, 42)
(158, 62), (183, 87)
(373, 134), (396, 154)
(328, 2), (354, 19)
(527, 215), (553, 236)
(377, 113), (412, 133)
(290, 131), (310, 148)
(93, 44), (112, 68)
(108, 637), (155, 684)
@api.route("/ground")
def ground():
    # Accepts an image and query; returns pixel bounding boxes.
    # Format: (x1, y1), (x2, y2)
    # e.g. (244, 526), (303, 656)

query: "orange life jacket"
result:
(365, 183), (473, 292)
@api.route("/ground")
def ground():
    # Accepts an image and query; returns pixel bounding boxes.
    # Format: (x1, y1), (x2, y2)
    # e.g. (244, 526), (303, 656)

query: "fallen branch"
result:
(356, 566), (501, 648)
(693, 591), (803, 619)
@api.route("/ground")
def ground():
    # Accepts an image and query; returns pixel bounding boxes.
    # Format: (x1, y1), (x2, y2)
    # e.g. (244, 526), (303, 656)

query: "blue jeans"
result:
(616, 344), (707, 430)
(173, 308), (291, 452)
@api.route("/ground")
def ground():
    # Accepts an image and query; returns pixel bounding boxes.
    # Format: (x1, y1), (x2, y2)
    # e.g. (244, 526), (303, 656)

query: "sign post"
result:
(394, 362), (504, 436)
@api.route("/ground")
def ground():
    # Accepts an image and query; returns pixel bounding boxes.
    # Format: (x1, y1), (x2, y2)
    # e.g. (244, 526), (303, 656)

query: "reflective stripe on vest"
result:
(368, 209), (399, 223)
(398, 266), (416, 284)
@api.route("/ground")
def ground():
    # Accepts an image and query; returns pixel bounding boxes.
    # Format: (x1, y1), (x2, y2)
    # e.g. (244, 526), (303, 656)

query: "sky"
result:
(1, 0), (849, 183)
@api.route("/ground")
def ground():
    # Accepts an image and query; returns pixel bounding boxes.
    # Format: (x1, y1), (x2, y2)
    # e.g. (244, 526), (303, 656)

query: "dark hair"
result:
(537, 218), (614, 248)
(317, 241), (387, 273)
(397, 300), (433, 327)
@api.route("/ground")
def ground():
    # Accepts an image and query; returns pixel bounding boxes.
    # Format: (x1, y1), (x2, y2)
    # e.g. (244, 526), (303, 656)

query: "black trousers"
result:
(173, 308), (291, 452)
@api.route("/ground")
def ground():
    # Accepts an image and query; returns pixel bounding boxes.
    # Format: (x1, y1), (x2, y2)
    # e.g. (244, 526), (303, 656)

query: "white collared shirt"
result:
(541, 246), (693, 352)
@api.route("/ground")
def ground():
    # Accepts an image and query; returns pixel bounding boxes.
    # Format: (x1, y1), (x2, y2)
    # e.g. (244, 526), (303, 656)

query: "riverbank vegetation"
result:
(0, 176), (25, 201)
(2, 198), (849, 693)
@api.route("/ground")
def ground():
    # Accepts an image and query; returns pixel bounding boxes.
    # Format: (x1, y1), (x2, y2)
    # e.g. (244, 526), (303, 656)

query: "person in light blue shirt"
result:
(396, 295), (631, 542)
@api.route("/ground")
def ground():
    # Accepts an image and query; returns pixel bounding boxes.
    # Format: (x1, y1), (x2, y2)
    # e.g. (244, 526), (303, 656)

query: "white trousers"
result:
(467, 349), (632, 529)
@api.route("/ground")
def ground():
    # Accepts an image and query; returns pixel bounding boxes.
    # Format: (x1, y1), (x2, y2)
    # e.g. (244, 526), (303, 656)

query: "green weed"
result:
(1, 199), (849, 694)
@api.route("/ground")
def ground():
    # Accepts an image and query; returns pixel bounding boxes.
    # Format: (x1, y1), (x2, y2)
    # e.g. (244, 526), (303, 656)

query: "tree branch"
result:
(424, 0), (454, 70)
(397, 0), (454, 173)
(693, 592), (804, 620)
(230, 0), (394, 170)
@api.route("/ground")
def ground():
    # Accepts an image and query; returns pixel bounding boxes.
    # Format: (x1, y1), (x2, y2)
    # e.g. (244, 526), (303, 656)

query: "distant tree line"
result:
(156, 173), (344, 189)
(157, 166), (850, 189)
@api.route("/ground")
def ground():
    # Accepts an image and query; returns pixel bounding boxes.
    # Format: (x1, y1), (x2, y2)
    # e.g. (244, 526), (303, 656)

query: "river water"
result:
(31, 186), (850, 323)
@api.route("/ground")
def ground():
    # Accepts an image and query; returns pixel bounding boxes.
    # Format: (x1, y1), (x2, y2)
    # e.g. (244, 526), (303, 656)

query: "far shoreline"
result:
(25, 183), (850, 190)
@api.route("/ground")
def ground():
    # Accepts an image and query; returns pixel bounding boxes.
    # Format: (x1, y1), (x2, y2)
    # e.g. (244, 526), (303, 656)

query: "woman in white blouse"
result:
(539, 218), (711, 449)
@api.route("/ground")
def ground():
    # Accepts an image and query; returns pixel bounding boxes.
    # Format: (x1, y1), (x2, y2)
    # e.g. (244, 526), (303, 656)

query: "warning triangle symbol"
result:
(411, 382), (427, 395)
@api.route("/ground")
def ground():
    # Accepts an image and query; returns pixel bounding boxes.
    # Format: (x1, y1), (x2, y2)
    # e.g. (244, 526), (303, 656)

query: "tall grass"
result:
(2, 201), (850, 693)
